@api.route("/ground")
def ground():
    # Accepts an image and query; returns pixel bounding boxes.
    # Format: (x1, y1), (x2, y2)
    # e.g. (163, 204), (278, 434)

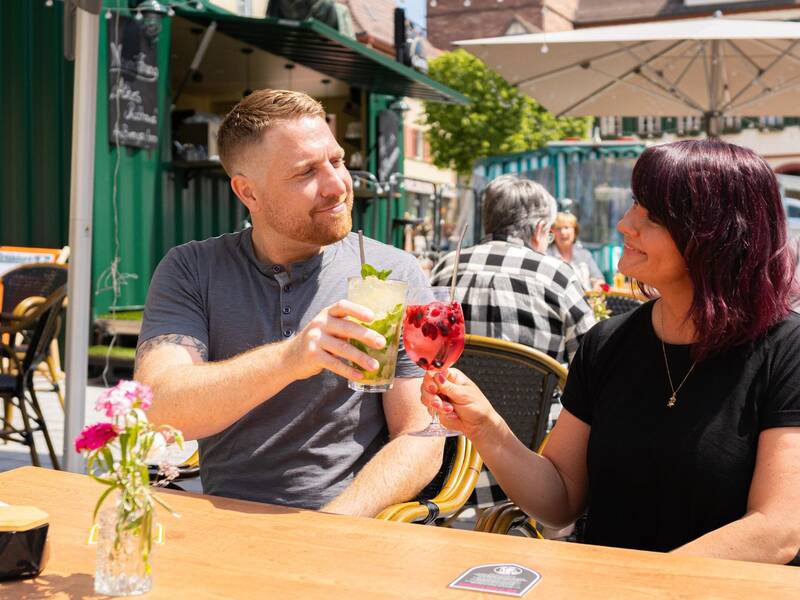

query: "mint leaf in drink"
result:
(361, 263), (393, 280)
(368, 303), (404, 337)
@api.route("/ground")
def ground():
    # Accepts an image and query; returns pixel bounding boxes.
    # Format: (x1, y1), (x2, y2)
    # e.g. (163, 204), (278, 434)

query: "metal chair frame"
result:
(376, 434), (482, 524)
(0, 286), (67, 469)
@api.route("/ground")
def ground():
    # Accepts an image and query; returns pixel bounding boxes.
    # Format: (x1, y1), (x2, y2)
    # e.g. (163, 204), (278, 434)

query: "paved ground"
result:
(0, 375), (201, 493)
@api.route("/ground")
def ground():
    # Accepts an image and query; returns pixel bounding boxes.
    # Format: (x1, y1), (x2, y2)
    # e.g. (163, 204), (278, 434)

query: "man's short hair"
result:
(217, 89), (326, 175)
(482, 175), (557, 241)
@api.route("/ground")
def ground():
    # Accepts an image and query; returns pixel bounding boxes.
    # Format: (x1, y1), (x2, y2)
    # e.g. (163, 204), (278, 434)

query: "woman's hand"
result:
(420, 368), (499, 439)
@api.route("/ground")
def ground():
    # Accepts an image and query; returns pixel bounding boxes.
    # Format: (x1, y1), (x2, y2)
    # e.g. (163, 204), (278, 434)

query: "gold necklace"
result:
(659, 302), (697, 408)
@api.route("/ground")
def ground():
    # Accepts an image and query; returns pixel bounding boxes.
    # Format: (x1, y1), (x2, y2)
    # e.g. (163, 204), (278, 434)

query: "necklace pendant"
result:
(667, 394), (677, 408)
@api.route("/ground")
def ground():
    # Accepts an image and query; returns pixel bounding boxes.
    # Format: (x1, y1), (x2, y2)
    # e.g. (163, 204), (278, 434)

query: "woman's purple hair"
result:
(631, 139), (798, 361)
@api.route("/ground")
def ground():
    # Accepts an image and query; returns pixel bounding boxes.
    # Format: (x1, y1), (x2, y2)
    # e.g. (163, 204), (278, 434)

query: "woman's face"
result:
(616, 201), (690, 291)
(552, 221), (576, 251)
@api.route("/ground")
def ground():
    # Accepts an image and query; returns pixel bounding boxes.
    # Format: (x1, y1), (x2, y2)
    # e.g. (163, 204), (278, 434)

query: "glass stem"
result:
(431, 368), (444, 425)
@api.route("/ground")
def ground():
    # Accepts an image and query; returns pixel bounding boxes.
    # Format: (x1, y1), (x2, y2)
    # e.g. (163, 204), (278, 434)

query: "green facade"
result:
(91, 7), (173, 314)
(0, 0), (73, 249)
(3, 3), (408, 317)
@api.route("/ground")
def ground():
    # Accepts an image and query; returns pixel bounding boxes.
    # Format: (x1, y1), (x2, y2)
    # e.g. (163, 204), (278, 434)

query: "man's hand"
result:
(286, 300), (388, 381)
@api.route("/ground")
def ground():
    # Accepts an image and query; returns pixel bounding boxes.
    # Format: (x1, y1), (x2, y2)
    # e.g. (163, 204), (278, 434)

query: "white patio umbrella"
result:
(457, 14), (800, 135)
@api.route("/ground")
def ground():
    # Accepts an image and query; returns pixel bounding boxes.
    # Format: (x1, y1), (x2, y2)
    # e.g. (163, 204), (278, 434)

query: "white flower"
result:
(157, 462), (180, 481)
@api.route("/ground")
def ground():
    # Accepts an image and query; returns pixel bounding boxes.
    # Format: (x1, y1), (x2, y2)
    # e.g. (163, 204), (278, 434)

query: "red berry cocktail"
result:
(403, 298), (465, 437)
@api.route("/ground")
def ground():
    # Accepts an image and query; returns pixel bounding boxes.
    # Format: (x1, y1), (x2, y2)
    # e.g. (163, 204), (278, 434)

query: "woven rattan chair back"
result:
(457, 335), (568, 451)
(0, 264), (68, 316)
(604, 291), (644, 316)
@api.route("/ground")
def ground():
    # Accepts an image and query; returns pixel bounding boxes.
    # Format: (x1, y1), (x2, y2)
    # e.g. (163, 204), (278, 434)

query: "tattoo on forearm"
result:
(135, 334), (209, 368)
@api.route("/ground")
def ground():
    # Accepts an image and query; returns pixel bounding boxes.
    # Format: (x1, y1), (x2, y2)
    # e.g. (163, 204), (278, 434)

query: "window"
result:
(415, 129), (425, 160)
(599, 116), (622, 138)
(637, 116), (661, 136)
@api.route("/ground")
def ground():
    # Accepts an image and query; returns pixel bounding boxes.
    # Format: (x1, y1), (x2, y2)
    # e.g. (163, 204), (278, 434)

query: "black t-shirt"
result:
(562, 301), (800, 552)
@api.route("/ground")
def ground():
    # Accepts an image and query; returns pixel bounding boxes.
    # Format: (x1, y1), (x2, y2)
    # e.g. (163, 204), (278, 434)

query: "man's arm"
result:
(135, 300), (387, 440)
(321, 377), (445, 517)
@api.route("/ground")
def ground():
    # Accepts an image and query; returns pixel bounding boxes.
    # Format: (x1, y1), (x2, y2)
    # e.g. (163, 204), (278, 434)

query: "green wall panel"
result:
(3, 4), (401, 319)
(91, 8), (173, 315)
(92, 5), (245, 316)
(0, 0), (73, 249)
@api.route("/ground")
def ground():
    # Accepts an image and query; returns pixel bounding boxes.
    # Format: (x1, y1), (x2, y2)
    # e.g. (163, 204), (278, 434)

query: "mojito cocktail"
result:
(346, 276), (408, 392)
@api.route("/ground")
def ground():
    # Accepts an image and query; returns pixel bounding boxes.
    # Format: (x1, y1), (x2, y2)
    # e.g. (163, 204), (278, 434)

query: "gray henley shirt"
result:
(139, 229), (430, 508)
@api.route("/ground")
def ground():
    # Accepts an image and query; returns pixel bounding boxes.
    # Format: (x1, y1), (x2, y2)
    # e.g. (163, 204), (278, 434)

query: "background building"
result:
(1, 0), (466, 318)
(427, 0), (800, 174)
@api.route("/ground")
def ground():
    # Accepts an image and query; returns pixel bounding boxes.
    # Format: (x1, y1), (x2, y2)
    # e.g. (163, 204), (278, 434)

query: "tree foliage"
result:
(423, 49), (591, 175)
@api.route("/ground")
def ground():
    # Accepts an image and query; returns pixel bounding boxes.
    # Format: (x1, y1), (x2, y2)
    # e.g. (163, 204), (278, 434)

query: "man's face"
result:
(243, 116), (353, 247)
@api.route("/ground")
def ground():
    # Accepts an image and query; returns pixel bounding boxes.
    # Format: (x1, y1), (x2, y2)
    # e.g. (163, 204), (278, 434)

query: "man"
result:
(431, 175), (595, 365)
(135, 89), (442, 516)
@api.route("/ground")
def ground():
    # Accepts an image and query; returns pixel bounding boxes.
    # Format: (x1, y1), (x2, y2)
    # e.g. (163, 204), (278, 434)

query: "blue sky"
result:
(396, 0), (427, 29)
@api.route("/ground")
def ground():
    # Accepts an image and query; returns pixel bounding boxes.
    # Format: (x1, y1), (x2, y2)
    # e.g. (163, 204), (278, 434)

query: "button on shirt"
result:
(139, 229), (430, 509)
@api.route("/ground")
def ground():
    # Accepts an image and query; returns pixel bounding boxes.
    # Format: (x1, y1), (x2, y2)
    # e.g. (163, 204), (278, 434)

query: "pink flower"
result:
(74, 422), (118, 453)
(95, 380), (153, 417)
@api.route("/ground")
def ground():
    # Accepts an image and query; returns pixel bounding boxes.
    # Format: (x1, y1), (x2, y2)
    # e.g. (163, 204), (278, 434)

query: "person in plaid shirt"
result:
(430, 175), (595, 521)
(431, 175), (595, 364)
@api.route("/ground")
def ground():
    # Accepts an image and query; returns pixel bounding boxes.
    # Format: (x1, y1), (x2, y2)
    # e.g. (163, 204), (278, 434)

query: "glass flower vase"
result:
(94, 496), (154, 596)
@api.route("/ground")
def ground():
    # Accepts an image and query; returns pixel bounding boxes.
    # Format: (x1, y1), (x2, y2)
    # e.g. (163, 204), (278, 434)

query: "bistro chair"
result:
(376, 434), (482, 524)
(0, 264), (69, 418)
(456, 334), (568, 513)
(0, 264), (69, 318)
(10, 296), (66, 409)
(0, 285), (67, 469)
(473, 433), (553, 538)
(475, 500), (542, 538)
(590, 289), (644, 316)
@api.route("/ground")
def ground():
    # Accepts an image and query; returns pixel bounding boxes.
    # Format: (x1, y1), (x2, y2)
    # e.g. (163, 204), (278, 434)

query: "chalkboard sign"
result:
(107, 16), (160, 150)
(377, 109), (400, 183)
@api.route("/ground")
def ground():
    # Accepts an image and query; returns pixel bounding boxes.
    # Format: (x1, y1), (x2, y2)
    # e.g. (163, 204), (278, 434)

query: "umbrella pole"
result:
(63, 3), (100, 473)
(705, 39), (723, 138)
(704, 112), (722, 138)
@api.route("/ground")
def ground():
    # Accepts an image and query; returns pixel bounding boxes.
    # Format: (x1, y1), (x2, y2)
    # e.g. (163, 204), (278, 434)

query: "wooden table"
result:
(1, 467), (798, 598)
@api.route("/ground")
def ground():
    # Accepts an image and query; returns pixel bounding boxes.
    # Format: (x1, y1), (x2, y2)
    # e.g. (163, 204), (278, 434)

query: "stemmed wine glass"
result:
(403, 287), (466, 437)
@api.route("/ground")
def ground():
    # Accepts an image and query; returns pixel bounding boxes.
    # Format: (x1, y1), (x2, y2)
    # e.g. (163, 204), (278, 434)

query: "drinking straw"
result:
(358, 229), (366, 267)
(449, 223), (468, 302)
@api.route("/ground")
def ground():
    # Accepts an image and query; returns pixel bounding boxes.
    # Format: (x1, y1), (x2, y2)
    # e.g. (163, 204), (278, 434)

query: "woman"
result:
(422, 139), (800, 563)
(548, 212), (605, 291)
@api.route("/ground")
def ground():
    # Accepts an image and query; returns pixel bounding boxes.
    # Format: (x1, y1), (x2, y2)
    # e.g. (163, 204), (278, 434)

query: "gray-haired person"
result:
(431, 175), (595, 364)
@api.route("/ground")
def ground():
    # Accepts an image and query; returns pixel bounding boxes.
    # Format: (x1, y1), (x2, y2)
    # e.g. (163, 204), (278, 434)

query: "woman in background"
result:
(548, 211), (605, 291)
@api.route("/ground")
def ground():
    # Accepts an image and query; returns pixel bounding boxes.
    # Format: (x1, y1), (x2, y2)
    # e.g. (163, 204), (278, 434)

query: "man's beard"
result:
(266, 191), (353, 247)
